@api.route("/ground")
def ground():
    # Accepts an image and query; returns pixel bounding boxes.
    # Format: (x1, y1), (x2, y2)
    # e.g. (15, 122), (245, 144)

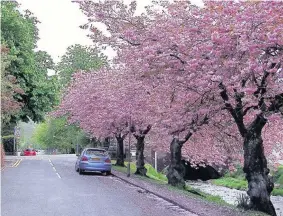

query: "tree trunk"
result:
(167, 138), (185, 188)
(243, 118), (276, 216)
(134, 135), (147, 176)
(115, 136), (124, 167)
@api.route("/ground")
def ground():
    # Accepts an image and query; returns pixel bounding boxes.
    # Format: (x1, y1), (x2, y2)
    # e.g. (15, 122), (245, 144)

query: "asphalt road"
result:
(1, 155), (197, 216)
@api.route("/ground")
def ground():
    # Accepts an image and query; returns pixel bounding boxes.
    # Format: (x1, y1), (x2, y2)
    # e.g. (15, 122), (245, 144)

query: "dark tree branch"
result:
(130, 124), (136, 133)
(241, 74), (250, 88)
(254, 71), (269, 98)
(118, 36), (141, 46)
(219, 82), (247, 137)
(248, 113), (267, 134)
(169, 54), (186, 64)
(233, 89), (244, 117)
(122, 131), (129, 139)
(268, 93), (283, 115)
(243, 105), (258, 116)
(179, 114), (209, 145)
(180, 131), (193, 145)
(142, 125), (152, 135)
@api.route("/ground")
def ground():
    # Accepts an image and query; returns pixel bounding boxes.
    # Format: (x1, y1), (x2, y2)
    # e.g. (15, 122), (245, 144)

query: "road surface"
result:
(1, 155), (197, 216)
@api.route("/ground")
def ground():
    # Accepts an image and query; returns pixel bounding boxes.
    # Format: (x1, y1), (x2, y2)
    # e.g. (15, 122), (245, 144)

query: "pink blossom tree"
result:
(75, 1), (283, 214)
(54, 66), (154, 172)
(125, 1), (283, 214)
(54, 69), (128, 166)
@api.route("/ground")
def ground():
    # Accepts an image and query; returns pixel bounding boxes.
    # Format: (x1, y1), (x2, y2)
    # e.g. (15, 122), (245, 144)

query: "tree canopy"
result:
(1, 2), (59, 126)
(55, 1), (283, 214)
(56, 44), (108, 87)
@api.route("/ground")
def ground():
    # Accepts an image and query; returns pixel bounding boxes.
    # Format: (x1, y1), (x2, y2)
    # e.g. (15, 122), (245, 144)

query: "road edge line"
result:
(12, 159), (21, 167)
(111, 173), (200, 216)
(14, 159), (22, 167)
(56, 173), (61, 179)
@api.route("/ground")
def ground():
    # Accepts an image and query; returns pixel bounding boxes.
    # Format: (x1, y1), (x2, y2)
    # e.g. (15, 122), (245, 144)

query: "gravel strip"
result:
(187, 181), (283, 216)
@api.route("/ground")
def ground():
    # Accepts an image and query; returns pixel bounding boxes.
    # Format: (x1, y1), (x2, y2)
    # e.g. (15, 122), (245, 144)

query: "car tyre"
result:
(79, 169), (84, 175)
(75, 166), (79, 172)
(106, 171), (111, 176)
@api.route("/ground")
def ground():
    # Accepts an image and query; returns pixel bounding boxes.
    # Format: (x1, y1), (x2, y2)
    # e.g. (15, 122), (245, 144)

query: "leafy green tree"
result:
(31, 117), (90, 152)
(56, 44), (107, 87)
(48, 45), (108, 149)
(1, 2), (59, 124)
(1, 46), (23, 126)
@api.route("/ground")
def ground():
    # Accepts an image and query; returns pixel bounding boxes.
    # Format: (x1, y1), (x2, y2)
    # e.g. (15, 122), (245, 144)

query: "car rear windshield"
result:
(85, 149), (108, 156)
(25, 149), (34, 151)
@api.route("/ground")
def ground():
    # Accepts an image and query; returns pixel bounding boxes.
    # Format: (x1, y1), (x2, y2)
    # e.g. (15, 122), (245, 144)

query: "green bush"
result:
(272, 188), (283, 196)
(273, 165), (283, 185)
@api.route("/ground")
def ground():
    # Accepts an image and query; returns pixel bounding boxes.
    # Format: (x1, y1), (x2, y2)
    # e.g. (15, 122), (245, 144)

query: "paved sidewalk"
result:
(112, 170), (251, 216)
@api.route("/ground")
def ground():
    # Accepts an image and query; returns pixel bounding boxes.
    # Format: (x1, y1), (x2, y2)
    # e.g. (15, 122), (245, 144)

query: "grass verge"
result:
(212, 177), (283, 196)
(111, 160), (167, 182)
(111, 160), (229, 206)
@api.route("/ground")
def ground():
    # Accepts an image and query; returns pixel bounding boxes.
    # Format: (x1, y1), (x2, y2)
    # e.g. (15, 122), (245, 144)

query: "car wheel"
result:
(79, 169), (84, 175)
(75, 165), (79, 172)
(105, 171), (111, 176)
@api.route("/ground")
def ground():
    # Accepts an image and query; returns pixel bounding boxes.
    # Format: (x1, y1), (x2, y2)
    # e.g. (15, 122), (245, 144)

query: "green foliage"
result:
(272, 188), (283, 196)
(212, 177), (248, 191)
(1, 46), (19, 124)
(18, 120), (36, 149)
(175, 185), (227, 205)
(2, 135), (14, 139)
(1, 2), (59, 124)
(31, 117), (90, 151)
(56, 44), (108, 87)
(213, 165), (283, 196)
(202, 193), (227, 205)
(145, 164), (168, 182)
(111, 160), (168, 182)
(31, 121), (49, 148)
(273, 165), (283, 185)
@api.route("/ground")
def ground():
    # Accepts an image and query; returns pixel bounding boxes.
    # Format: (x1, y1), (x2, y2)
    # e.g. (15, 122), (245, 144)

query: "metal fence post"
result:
(155, 151), (158, 171)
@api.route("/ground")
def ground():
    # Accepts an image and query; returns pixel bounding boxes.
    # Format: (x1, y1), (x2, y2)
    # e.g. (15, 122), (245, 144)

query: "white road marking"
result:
(48, 159), (51, 163)
(56, 173), (61, 179)
(53, 167), (56, 171)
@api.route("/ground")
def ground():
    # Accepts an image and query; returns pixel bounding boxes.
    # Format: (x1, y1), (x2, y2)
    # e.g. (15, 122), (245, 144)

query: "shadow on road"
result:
(80, 171), (110, 176)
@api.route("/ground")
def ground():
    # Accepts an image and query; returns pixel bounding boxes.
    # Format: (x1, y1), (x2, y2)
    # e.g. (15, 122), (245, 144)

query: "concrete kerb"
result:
(111, 171), (201, 216)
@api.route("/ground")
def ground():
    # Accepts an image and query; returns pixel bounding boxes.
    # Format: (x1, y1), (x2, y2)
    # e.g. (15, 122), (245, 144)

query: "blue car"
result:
(75, 148), (112, 175)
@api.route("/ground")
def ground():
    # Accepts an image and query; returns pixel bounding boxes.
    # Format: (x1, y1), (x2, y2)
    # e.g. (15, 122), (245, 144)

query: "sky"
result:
(17, 0), (203, 74)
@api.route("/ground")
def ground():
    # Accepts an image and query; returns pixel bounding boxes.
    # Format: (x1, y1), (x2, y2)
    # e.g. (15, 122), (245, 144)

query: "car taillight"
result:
(105, 158), (111, 163)
(81, 156), (88, 161)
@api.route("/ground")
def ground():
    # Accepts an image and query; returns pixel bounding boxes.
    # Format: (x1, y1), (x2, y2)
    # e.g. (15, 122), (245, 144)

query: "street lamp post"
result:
(76, 135), (79, 156)
(13, 124), (20, 156)
(127, 116), (132, 177)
